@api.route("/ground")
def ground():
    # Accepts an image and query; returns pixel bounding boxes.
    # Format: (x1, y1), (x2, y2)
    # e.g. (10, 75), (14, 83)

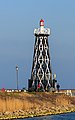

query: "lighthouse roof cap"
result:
(40, 19), (44, 26)
(40, 19), (44, 22)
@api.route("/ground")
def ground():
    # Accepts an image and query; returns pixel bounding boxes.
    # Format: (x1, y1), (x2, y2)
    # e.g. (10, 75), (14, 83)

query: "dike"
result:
(0, 92), (75, 119)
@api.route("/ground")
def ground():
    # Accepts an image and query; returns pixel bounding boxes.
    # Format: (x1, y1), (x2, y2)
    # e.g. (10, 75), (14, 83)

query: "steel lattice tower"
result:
(29, 19), (52, 91)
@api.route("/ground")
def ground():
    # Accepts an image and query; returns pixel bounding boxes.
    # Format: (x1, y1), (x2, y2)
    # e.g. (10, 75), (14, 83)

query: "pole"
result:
(16, 65), (19, 90)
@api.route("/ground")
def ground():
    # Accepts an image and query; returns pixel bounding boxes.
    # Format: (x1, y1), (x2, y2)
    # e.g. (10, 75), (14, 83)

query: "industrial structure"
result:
(28, 19), (57, 91)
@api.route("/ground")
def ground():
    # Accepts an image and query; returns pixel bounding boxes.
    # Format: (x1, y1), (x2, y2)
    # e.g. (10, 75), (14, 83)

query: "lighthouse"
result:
(28, 19), (53, 91)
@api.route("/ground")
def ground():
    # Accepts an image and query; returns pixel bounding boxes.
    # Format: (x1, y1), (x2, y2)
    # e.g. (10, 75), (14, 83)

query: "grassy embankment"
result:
(0, 92), (75, 119)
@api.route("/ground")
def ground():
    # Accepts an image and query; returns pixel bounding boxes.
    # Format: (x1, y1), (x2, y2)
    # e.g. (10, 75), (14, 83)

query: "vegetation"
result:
(0, 92), (75, 119)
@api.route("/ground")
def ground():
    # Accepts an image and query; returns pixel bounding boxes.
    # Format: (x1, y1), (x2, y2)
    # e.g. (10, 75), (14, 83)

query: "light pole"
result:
(16, 65), (19, 90)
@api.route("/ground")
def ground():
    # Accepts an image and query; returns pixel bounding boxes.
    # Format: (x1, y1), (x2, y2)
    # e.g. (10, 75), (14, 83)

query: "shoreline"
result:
(0, 107), (75, 119)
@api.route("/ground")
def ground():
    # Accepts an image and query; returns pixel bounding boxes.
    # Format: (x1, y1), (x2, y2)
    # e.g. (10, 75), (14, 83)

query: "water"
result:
(17, 112), (75, 120)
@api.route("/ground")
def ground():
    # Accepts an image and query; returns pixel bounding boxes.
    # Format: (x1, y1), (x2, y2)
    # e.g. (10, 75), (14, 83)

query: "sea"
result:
(17, 112), (75, 120)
